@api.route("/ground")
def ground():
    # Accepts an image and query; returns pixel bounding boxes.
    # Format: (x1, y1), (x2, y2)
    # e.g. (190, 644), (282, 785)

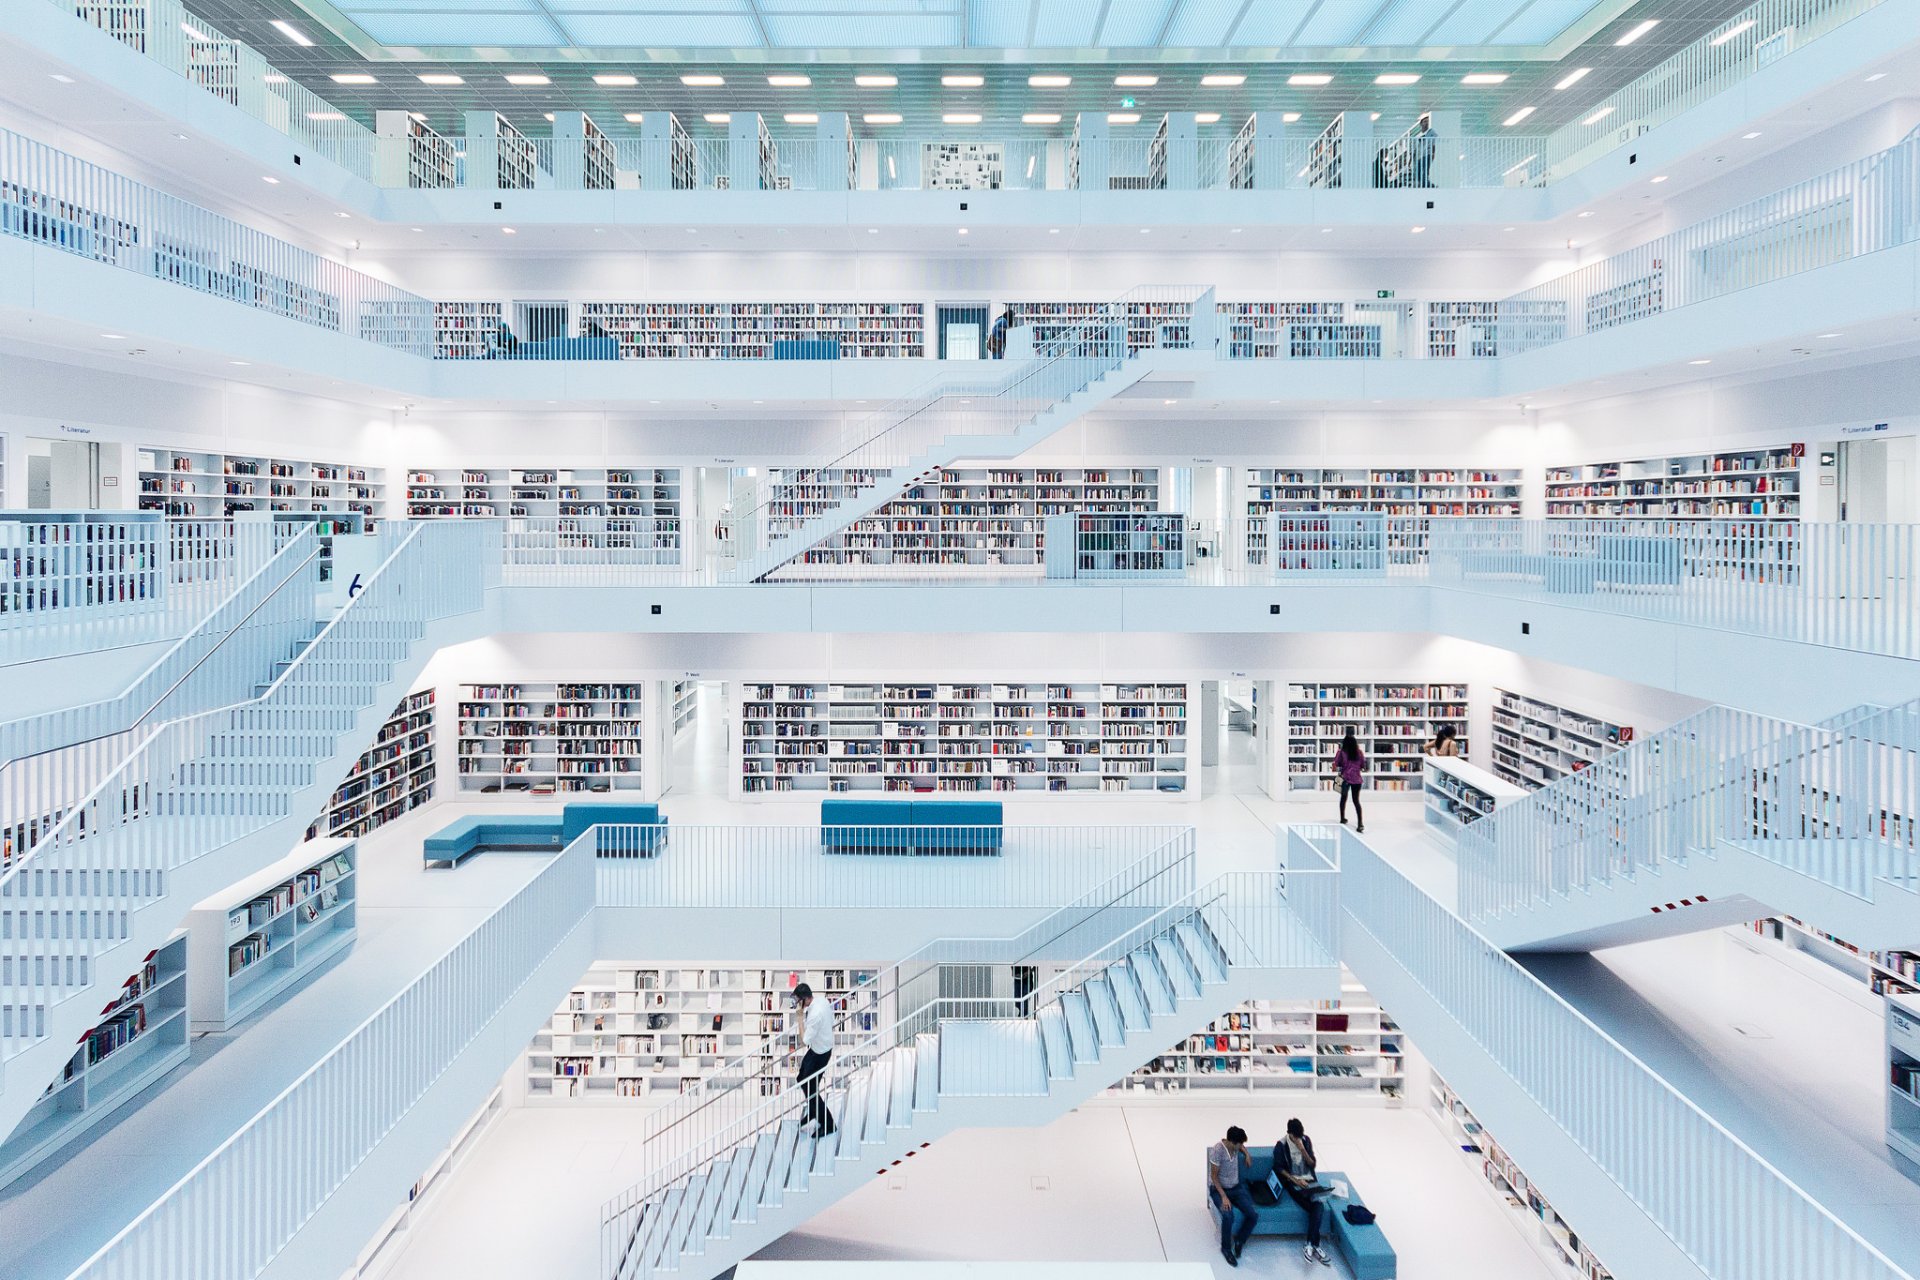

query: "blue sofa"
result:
(819, 798), (1003, 855)
(425, 803), (667, 866)
(564, 802), (669, 857)
(1207, 1152), (1395, 1280)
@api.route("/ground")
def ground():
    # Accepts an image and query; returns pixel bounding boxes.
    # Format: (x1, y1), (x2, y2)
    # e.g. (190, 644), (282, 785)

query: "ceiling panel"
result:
(1096, 1), (1182, 46)
(1165, 0), (1252, 46)
(1295, 0), (1395, 47)
(762, 15), (967, 45)
(1429, 0), (1529, 43)
(1031, 0), (1102, 48)
(350, 12), (563, 44)
(1497, 0), (1606, 41)
(559, 15), (766, 44)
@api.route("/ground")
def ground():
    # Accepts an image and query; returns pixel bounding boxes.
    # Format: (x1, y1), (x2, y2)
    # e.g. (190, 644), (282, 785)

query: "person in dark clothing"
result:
(988, 306), (1014, 359)
(1207, 1125), (1257, 1266)
(1333, 728), (1366, 833)
(1275, 1117), (1331, 1266)
(792, 982), (836, 1137)
(1412, 116), (1437, 188)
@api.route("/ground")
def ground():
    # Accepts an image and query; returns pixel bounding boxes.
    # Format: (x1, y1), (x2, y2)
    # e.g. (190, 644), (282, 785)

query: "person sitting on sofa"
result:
(1275, 1117), (1333, 1267)
(1207, 1125), (1257, 1268)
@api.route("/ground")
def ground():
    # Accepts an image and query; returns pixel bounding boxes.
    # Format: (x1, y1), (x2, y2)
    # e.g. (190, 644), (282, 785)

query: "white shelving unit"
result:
(1045, 512), (1185, 578)
(307, 690), (436, 841)
(1887, 992), (1920, 1169)
(1287, 683), (1469, 795)
(404, 466), (680, 551)
(739, 680), (1191, 798)
(1427, 300), (1568, 357)
(1746, 916), (1920, 999)
(74, 1), (149, 50)
(187, 842), (357, 1033)
(671, 680), (699, 738)
(526, 963), (885, 1101)
(431, 302), (506, 359)
(1423, 756), (1526, 843)
(1005, 301), (1192, 353)
(457, 682), (646, 795)
(1220, 302), (1347, 357)
(1244, 468), (1523, 566)
(1490, 689), (1634, 790)
(1115, 977), (1406, 1096)
(1546, 447), (1802, 520)
(770, 466), (1163, 574)
(577, 302), (925, 360)
(0, 934), (189, 1190)
(138, 449), (384, 522)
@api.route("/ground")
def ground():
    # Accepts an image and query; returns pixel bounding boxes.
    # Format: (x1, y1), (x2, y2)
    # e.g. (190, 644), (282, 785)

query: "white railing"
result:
(1339, 829), (1914, 1280)
(62, 835), (594, 1280)
(498, 518), (680, 581)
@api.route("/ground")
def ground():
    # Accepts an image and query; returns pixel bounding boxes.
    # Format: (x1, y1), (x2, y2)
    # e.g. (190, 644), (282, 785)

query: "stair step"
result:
(1037, 1002), (1075, 1080)
(1152, 935), (1202, 1001)
(642, 1184), (686, 1271)
(913, 1032), (940, 1111)
(1109, 959), (1150, 1031)
(811, 1095), (846, 1173)
(762, 1120), (800, 1210)
(685, 1158), (729, 1255)
(1060, 991), (1101, 1064)
(1131, 948), (1175, 1016)
(888, 1045), (916, 1126)
(1175, 920), (1229, 985)
(715, 1143), (754, 1237)
(865, 1060), (892, 1138)
(661, 1171), (706, 1269)
(785, 1131), (817, 1193)
(736, 1127), (783, 1223)
(1084, 975), (1125, 1047)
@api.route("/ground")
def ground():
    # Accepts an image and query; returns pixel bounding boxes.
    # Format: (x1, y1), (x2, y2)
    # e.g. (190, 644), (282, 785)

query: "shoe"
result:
(801, 1120), (819, 1137)
(1356, 824), (1365, 834)
(1302, 1246), (1315, 1264)
(1312, 1246), (1332, 1266)
(1337, 816), (1347, 825)
(1221, 1246), (1239, 1268)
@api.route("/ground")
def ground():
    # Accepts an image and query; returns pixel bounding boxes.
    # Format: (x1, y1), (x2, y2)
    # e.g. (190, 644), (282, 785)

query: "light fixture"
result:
(1231, 227), (1242, 233)
(1288, 74), (1332, 86)
(410, 112), (428, 122)
(682, 74), (724, 87)
(1282, 112), (1302, 123)
(1375, 73), (1420, 85)
(1461, 73), (1508, 85)
(1503, 154), (1537, 176)
(504, 74), (550, 86)
(1410, 225), (1426, 233)
(229, 360), (251, 366)
(501, 226), (517, 235)
(1555, 67), (1591, 90)
(864, 113), (902, 124)
(1139, 228), (1150, 234)
(1615, 19), (1658, 45)
(1115, 74), (1159, 87)
(331, 73), (376, 85)
(1029, 74), (1072, 87)
(957, 227), (969, 235)
(270, 19), (312, 45)
(1650, 174), (1669, 183)
(785, 113), (819, 124)
(101, 333), (125, 340)
(624, 112), (645, 123)
(262, 175), (281, 184)
(942, 74), (985, 87)
(1866, 72), (1888, 82)
(263, 73), (287, 84)
(1743, 131), (1763, 139)
(179, 22), (211, 40)
(1164, 399), (1176, 405)
(1819, 332), (1843, 338)
(543, 113), (556, 122)
(1688, 359), (1711, 365)
(334, 211), (352, 218)
(1201, 73), (1246, 87)
(1320, 227), (1333, 233)
(943, 113), (982, 124)
(856, 74), (898, 87)
(171, 132), (188, 139)
(867, 227), (879, 234)
(411, 226), (424, 232)
(768, 74), (812, 87)
(1711, 19), (1755, 45)
(1503, 107), (1537, 127)
(704, 113), (732, 124)
(1195, 113), (1221, 123)
(307, 111), (345, 121)
(1023, 113), (1062, 124)
(1581, 106), (1615, 125)
(50, 73), (75, 84)
(1108, 113), (1141, 124)
(593, 73), (638, 86)
(418, 73), (463, 85)
(1048, 227), (1060, 234)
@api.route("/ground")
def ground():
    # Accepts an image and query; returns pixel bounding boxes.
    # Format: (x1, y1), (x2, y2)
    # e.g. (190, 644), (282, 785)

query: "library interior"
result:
(4, 1), (1920, 1279)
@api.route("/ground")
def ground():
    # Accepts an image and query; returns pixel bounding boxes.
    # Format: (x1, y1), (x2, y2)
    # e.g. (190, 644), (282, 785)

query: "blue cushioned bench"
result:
(1207, 1152), (1395, 1279)
(425, 803), (668, 866)
(819, 798), (1003, 855)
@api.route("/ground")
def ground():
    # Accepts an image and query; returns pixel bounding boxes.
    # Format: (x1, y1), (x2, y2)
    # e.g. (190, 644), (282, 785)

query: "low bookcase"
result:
(187, 841), (358, 1033)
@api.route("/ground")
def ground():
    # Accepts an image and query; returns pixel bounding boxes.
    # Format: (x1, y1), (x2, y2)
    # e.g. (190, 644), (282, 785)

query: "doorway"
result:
(937, 303), (989, 360)
(25, 438), (122, 509)
(1351, 300), (1416, 359)
(663, 679), (730, 799)
(1838, 437), (1917, 523)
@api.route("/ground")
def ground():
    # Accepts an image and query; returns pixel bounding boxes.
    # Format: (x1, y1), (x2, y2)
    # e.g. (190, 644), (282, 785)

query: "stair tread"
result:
(1060, 990), (1100, 1063)
(762, 1119), (800, 1208)
(1152, 935), (1201, 1001)
(686, 1158), (729, 1254)
(1175, 920), (1228, 985)
(1131, 949), (1175, 1015)
(1109, 961), (1150, 1030)
(939, 1019), (1046, 1096)
(1037, 1002), (1075, 1080)
(889, 1045), (916, 1126)
(1084, 976), (1125, 1046)
(643, 1184), (686, 1270)
(913, 1032), (940, 1111)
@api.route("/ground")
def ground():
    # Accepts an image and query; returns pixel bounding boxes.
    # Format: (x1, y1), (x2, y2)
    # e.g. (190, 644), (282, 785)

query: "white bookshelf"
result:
(1427, 300), (1568, 357)
(739, 680), (1191, 798)
(138, 449), (384, 522)
(358, 300), (432, 352)
(1287, 682), (1470, 795)
(526, 963), (885, 1102)
(1423, 756), (1525, 843)
(1746, 916), (1920, 999)
(671, 680), (698, 738)
(404, 467), (681, 554)
(1490, 689), (1634, 790)
(580, 113), (616, 191)
(1220, 302), (1347, 358)
(1045, 512), (1185, 578)
(1115, 977), (1406, 1097)
(74, 1), (149, 51)
(1431, 1073), (1615, 1279)
(1546, 447), (1802, 521)
(185, 36), (240, 106)
(0, 934), (189, 1190)
(578, 302), (925, 360)
(1887, 992), (1920, 1168)
(771, 466), (1163, 574)
(307, 690), (436, 841)
(1006, 301), (1192, 354)
(187, 842), (357, 1033)
(457, 682), (646, 795)
(432, 302), (506, 359)
(1244, 468), (1522, 566)
(1584, 268), (1664, 332)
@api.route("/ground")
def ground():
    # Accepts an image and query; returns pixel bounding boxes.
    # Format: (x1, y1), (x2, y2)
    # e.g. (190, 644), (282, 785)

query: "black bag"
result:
(1343, 1204), (1376, 1226)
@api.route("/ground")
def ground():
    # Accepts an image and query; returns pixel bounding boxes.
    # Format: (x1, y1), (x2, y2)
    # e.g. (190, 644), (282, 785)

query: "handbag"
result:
(1343, 1204), (1377, 1226)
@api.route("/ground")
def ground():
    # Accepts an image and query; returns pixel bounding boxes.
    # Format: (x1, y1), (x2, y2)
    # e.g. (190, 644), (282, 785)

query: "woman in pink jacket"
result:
(1333, 728), (1366, 833)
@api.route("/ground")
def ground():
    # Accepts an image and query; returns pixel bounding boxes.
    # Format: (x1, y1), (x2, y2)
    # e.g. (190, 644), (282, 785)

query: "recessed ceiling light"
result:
(856, 74), (898, 87)
(101, 333), (125, 339)
(864, 113), (902, 124)
(1201, 74), (1246, 87)
(1139, 228), (1150, 234)
(1866, 72), (1888, 82)
(1230, 227), (1242, 233)
(504, 74), (549, 86)
(1577, 210), (1594, 218)
(785, 113), (819, 124)
(1461, 73), (1508, 85)
(1582, 106), (1615, 125)
(330, 73), (376, 85)
(1819, 332), (1843, 338)
(411, 226), (424, 232)
(1555, 68), (1591, 90)
(1028, 74), (1072, 87)
(418, 73), (463, 85)
(543, 113), (556, 122)
(942, 74), (985, 87)
(944, 113), (982, 124)
(1289, 74), (1332, 86)
(768, 74), (812, 87)
(1502, 107), (1537, 127)
(957, 227), (969, 235)
(685, 227), (697, 233)
(624, 112), (645, 123)
(263, 74), (287, 84)
(1742, 131), (1762, 139)
(1108, 113), (1141, 124)
(1688, 359), (1711, 365)
(704, 113), (732, 124)
(1023, 113), (1062, 124)
(1195, 113), (1221, 124)
(229, 360), (251, 366)
(261, 175), (280, 184)
(1115, 75), (1159, 87)
(171, 132), (188, 139)
(593, 74), (638, 86)
(1503, 226), (1515, 231)
(1711, 19), (1756, 45)
(1320, 226), (1333, 233)
(1650, 174), (1669, 183)
(269, 19), (312, 45)
(501, 227), (517, 235)
(1370, 112), (1381, 121)
(408, 113), (428, 123)
(1048, 227), (1060, 234)
(1282, 112), (1302, 123)
(1503, 154), (1537, 176)
(1615, 19), (1658, 45)
(50, 73), (75, 84)
(1375, 73), (1420, 85)
(1163, 399), (1176, 405)
(334, 211), (351, 218)
(1410, 225), (1426, 233)
(867, 227), (879, 234)
(682, 74), (725, 87)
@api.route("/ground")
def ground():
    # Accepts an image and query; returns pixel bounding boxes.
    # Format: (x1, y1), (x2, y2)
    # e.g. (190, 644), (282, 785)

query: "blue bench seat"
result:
(819, 798), (1003, 855)
(563, 803), (669, 857)
(425, 803), (668, 866)
(1207, 1153), (1395, 1279)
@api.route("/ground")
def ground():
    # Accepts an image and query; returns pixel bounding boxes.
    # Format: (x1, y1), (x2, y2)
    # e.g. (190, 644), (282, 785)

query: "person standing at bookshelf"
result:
(1333, 729), (1366, 834)
(1207, 1125), (1257, 1267)
(792, 983), (836, 1138)
(1426, 724), (1460, 758)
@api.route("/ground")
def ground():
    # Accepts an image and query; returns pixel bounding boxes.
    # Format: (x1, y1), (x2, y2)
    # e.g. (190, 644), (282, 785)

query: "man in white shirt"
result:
(793, 983), (836, 1137)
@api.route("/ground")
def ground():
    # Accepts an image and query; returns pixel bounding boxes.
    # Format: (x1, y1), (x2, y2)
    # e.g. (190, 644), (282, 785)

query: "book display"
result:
(1490, 689), (1634, 790)
(404, 467), (681, 561)
(74, 1), (148, 50)
(1116, 982), (1406, 1096)
(1426, 300), (1569, 357)
(1045, 513), (1185, 578)
(307, 690), (436, 840)
(138, 449), (383, 522)
(1287, 683), (1470, 794)
(187, 843), (357, 1033)
(671, 680), (698, 737)
(1887, 992), (1920, 1168)
(1432, 1074), (1615, 1279)
(1220, 302), (1348, 358)
(431, 302), (506, 358)
(1423, 756), (1525, 842)
(1584, 267), (1664, 332)
(357, 299), (433, 352)
(457, 682), (646, 794)
(1546, 448), (1802, 520)
(0, 511), (162, 621)
(0, 935), (189, 1190)
(922, 142), (1004, 190)
(1244, 468), (1523, 566)
(1306, 115), (1344, 188)
(577, 302), (924, 360)
(527, 963), (885, 1101)
(1747, 916), (1920, 998)
(738, 680), (1191, 797)
(1005, 301), (1193, 354)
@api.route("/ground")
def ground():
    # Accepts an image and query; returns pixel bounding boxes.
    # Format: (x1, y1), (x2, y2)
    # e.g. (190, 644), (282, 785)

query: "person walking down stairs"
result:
(793, 983), (837, 1138)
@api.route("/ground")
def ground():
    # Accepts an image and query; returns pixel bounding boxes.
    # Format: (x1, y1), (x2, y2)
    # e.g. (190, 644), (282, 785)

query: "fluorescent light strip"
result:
(1615, 19), (1658, 45)
(1028, 74), (1072, 87)
(1195, 113), (1221, 124)
(1554, 67), (1591, 90)
(942, 74), (984, 87)
(943, 113), (981, 124)
(306, 111), (344, 121)
(768, 74), (811, 86)
(1282, 112), (1301, 123)
(704, 113), (731, 124)
(856, 74), (897, 87)
(179, 22), (210, 40)
(1023, 113), (1061, 124)
(1503, 154), (1537, 176)
(1503, 106), (1535, 126)
(269, 19), (312, 46)
(1289, 74), (1332, 86)
(418, 73), (464, 85)
(1375, 73), (1420, 85)
(864, 113), (902, 124)
(1582, 105), (1615, 125)
(1115, 75), (1159, 87)
(785, 113), (818, 124)
(1108, 112), (1140, 124)
(1461, 73), (1508, 85)
(504, 74), (549, 85)
(1711, 19), (1755, 44)
(593, 74), (637, 86)
(624, 113), (645, 123)
(330, 73), (376, 84)
(682, 75), (724, 87)
(1201, 74), (1245, 87)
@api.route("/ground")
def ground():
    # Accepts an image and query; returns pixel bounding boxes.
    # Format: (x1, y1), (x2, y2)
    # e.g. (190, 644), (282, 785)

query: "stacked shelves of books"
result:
(1117, 978), (1406, 1095)
(187, 843), (357, 1033)
(1431, 1074), (1614, 1279)
(485, 114), (538, 190)
(773, 466), (1162, 574)
(664, 113), (698, 189)
(1426, 300), (1569, 357)
(358, 300), (432, 351)
(1047, 513), (1185, 578)
(577, 302), (925, 360)
(579, 113), (616, 191)
(1490, 689), (1633, 790)
(1747, 917), (1920, 998)
(1221, 302), (1346, 358)
(1005, 301), (1189, 354)
(1227, 115), (1257, 189)
(407, 117), (458, 189)
(1243, 469), (1522, 566)
(1286, 683), (1469, 794)
(754, 114), (778, 190)
(1423, 756), (1525, 843)
(739, 680), (1190, 798)
(0, 935), (188, 1190)
(671, 680), (699, 737)
(1289, 324), (1381, 359)
(457, 682), (646, 795)
(403, 466), (680, 549)
(433, 302), (505, 358)
(0, 511), (161, 621)
(1546, 448), (1801, 520)
(1584, 266), (1664, 332)
(1306, 115), (1344, 188)
(185, 36), (240, 106)
(137, 450), (383, 521)
(526, 963), (884, 1101)
(75, 2), (148, 51)
(1887, 992), (1920, 1167)
(307, 690), (436, 840)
